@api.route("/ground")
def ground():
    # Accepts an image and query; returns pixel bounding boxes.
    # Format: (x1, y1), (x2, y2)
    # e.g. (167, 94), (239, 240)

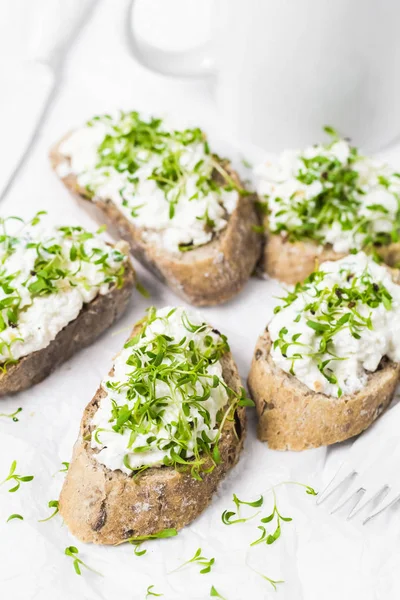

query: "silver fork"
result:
(316, 399), (400, 524)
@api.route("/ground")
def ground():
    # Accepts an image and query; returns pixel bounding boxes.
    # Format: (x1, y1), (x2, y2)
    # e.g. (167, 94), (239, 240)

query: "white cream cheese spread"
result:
(255, 129), (400, 253)
(268, 252), (400, 397)
(90, 306), (237, 475)
(58, 112), (239, 254)
(0, 213), (127, 364)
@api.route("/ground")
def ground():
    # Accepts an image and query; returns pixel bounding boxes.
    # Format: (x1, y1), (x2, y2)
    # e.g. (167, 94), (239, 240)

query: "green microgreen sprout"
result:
(94, 307), (251, 482)
(0, 213), (127, 368)
(222, 493), (263, 525)
(233, 494), (264, 510)
(221, 481), (316, 554)
(241, 158), (253, 169)
(0, 407), (22, 421)
(146, 584), (163, 598)
(250, 567), (284, 591)
(38, 500), (59, 522)
(132, 542), (147, 557)
(64, 546), (102, 576)
(272, 263), (394, 396)
(136, 281), (150, 298)
(59, 462), (69, 473)
(220, 510), (251, 526)
(1, 460), (34, 492)
(277, 481), (318, 496)
(250, 490), (292, 547)
(171, 548), (215, 575)
(125, 528), (178, 556)
(7, 513), (23, 522)
(73, 111), (245, 251)
(120, 528), (178, 547)
(264, 126), (400, 253)
(210, 585), (227, 599)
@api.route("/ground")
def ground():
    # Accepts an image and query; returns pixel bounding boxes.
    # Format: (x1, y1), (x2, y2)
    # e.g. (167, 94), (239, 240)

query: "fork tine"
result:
(330, 487), (365, 515)
(316, 469), (358, 506)
(347, 485), (390, 520)
(363, 492), (400, 525)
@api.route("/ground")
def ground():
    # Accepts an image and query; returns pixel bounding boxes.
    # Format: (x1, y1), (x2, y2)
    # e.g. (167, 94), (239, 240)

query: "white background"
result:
(0, 1), (400, 599)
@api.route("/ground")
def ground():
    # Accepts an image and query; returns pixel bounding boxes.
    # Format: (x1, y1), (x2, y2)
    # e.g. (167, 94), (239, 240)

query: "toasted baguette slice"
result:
(59, 325), (246, 544)
(261, 230), (400, 285)
(248, 330), (400, 451)
(0, 257), (135, 396)
(50, 137), (261, 307)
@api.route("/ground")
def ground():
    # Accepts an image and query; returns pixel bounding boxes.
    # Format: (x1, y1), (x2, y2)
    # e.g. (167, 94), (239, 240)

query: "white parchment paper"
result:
(1, 2), (400, 599)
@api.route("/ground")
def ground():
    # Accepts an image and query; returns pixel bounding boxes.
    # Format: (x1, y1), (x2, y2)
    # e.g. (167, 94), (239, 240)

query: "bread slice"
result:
(50, 137), (261, 307)
(248, 330), (400, 451)
(0, 257), (135, 396)
(59, 325), (246, 544)
(261, 230), (400, 285)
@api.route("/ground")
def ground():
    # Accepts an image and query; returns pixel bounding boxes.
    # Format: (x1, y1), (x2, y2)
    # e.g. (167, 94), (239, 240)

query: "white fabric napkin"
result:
(0, 0), (95, 198)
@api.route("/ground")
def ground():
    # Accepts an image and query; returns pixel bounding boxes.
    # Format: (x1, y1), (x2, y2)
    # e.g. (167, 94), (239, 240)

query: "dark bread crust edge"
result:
(50, 136), (262, 307)
(0, 261), (135, 396)
(248, 330), (400, 450)
(59, 326), (246, 545)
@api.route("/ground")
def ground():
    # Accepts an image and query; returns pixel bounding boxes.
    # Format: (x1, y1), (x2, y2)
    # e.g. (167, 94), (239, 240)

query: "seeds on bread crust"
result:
(59, 307), (247, 544)
(248, 330), (399, 450)
(0, 213), (135, 395)
(50, 112), (261, 306)
(248, 253), (400, 449)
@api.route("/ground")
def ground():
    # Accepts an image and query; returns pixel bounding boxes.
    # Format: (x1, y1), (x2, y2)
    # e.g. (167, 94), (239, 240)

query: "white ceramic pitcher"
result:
(128, 0), (400, 151)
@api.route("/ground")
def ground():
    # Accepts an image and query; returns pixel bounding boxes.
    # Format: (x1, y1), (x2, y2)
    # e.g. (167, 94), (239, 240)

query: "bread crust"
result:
(59, 329), (246, 545)
(50, 137), (261, 306)
(248, 330), (400, 451)
(261, 231), (400, 285)
(0, 261), (135, 396)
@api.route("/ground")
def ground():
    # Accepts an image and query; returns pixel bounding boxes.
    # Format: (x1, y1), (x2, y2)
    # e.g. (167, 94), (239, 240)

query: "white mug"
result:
(128, 0), (400, 151)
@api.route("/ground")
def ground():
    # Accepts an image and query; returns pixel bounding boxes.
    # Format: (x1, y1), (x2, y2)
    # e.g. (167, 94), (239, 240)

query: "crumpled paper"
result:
(1, 1), (400, 598)
(1, 315), (400, 600)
